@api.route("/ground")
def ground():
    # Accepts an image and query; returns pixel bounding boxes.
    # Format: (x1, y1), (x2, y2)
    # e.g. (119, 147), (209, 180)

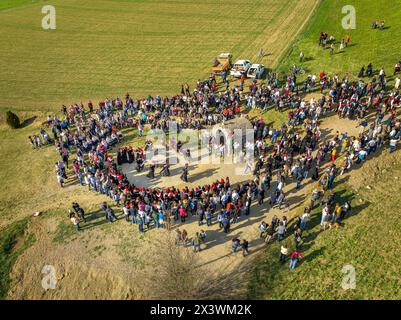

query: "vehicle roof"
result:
(234, 60), (250, 64)
(250, 64), (264, 68)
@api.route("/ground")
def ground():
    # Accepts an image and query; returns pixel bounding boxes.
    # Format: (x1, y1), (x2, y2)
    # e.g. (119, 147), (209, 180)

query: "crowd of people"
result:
(30, 42), (400, 269)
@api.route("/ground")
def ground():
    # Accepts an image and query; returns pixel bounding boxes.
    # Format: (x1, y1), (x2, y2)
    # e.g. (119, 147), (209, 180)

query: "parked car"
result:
(247, 64), (266, 79)
(230, 59), (252, 77)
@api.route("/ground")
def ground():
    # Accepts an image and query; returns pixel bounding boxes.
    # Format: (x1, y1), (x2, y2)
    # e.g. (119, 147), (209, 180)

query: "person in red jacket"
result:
(289, 250), (303, 269)
(179, 206), (187, 223)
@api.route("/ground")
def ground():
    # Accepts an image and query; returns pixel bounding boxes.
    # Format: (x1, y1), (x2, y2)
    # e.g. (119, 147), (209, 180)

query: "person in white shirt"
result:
(395, 77), (400, 90)
(300, 211), (310, 230)
(390, 138), (398, 153)
(321, 205), (330, 229)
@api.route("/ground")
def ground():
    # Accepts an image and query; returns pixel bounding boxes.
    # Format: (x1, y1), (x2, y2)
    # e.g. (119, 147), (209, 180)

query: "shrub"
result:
(5, 111), (20, 129)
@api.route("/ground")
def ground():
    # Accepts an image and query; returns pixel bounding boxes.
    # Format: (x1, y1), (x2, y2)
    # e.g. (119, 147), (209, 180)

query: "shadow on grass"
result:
(20, 116), (37, 128)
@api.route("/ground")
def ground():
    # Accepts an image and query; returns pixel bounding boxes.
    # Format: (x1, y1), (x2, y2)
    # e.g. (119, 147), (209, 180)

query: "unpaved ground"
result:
(123, 117), (255, 189)
(7, 112), (365, 300)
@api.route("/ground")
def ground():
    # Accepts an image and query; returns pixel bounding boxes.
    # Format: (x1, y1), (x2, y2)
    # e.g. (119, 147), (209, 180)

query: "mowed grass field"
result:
(0, 0), (318, 113)
(0, 0), (318, 224)
(0, 0), (318, 298)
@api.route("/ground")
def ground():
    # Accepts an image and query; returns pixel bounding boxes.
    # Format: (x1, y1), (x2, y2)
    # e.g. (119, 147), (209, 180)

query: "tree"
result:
(5, 111), (20, 129)
(136, 230), (247, 300)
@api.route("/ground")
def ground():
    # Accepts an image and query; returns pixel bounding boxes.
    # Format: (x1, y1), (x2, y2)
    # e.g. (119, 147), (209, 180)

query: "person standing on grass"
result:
(158, 210), (165, 228)
(101, 202), (116, 223)
(72, 202), (86, 223)
(296, 171), (303, 189)
(327, 166), (336, 190)
(340, 39), (344, 51)
(345, 35), (350, 47)
(259, 221), (268, 238)
(138, 216), (144, 233)
(205, 209), (212, 226)
(258, 48), (264, 60)
(265, 224), (275, 243)
(180, 163), (189, 182)
(294, 228), (302, 249)
(57, 172), (64, 188)
(276, 222), (286, 241)
(181, 229), (188, 245)
(244, 156), (252, 174)
(144, 213), (151, 230)
(69, 211), (81, 231)
(165, 211), (172, 231)
(300, 207), (310, 230)
(138, 122), (143, 137)
(197, 205), (204, 226)
(289, 250), (303, 269)
(330, 147), (337, 162)
(123, 203), (131, 222)
(217, 211), (224, 229)
(275, 191), (287, 210)
(321, 204), (330, 230)
(152, 210), (158, 228)
(258, 187), (265, 205)
(193, 232), (201, 253)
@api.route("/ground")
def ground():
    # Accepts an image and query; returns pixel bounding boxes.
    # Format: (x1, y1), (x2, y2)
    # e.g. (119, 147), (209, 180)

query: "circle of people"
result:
(30, 47), (401, 268)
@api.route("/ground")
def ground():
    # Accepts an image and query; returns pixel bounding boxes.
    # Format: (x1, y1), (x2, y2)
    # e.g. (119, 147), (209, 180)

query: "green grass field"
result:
(278, 0), (401, 80)
(248, 0), (401, 300)
(248, 150), (401, 299)
(0, 216), (35, 299)
(1, 0), (401, 299)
